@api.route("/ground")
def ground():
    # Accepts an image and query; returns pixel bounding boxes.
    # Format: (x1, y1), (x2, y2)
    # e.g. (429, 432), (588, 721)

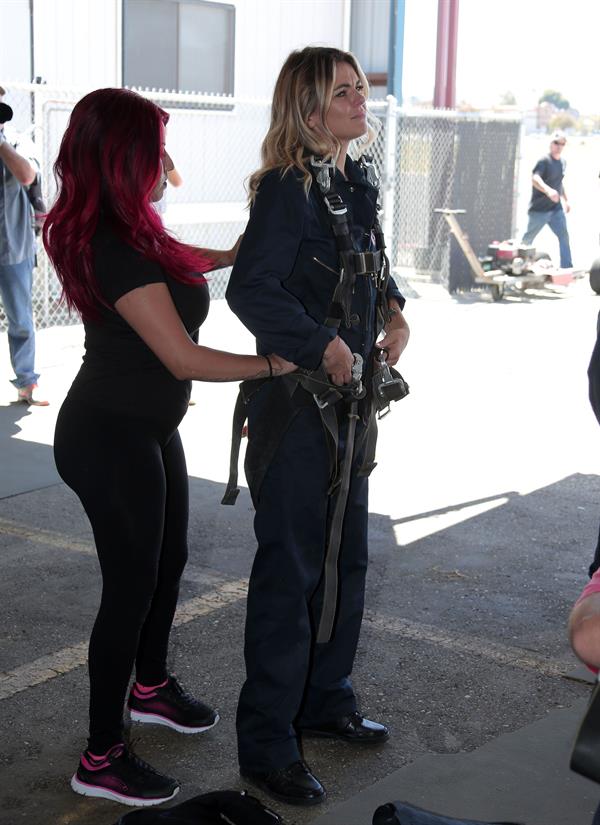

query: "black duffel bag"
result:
(113, 790), (282, 825)
(372, 800), (523, 825)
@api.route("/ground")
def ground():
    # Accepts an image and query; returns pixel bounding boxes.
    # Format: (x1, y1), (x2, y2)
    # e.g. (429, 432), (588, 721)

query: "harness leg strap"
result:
(316, 400), (360, 644)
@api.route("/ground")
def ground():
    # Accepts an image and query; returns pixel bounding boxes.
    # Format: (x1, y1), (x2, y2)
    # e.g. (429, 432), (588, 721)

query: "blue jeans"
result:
(0, 257), (39, 389)
(522, 205), (573, 268)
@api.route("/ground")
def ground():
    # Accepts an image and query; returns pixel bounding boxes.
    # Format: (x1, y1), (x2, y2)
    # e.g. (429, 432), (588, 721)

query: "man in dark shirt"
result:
(522, 129), (573, 269)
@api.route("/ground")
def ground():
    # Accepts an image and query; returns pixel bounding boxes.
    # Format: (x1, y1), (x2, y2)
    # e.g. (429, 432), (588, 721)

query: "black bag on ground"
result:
(372, 800), (524, 825)
(114, 790), (283, 825)
(570, 677), (600, 784)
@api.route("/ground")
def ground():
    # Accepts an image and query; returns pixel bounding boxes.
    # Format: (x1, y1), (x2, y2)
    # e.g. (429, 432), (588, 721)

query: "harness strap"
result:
(316, 401), (360, 644)
(221, 390), (249, 505)
(356, 411), (378, 477)
(353, 249), (382, 275)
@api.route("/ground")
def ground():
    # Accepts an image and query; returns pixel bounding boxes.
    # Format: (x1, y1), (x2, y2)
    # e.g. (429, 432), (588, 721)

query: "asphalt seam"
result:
(0, 519), (577, 703)
(0, 516), (96, 555)
(364, 612), (574, 678)
(0, 577), (249, 701)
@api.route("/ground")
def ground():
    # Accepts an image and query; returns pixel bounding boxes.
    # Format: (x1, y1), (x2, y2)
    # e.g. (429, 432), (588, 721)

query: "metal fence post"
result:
(382, 94), (398, 260)
(511, 118), (525, 239)
(33, 86), (51, 327)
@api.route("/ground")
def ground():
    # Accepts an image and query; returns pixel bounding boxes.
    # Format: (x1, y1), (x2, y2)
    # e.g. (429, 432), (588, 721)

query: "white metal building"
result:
(1, 0), (355, 97)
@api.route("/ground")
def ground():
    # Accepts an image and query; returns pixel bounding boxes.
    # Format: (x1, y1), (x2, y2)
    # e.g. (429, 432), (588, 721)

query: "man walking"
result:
(0, 85), (48, 405)
(522, 129), (573, 270)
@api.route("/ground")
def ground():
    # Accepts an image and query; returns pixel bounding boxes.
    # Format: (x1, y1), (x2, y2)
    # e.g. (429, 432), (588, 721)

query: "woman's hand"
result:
(322, 335), (354, 385)
(375, 301), (410, 366)
(375, 328), (409, 366)
(192, 233), (244, 271)
(268, 353), (297, 376)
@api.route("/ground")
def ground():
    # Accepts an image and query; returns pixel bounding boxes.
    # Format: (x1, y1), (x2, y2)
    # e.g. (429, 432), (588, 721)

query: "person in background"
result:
(568, 311), (600, 825)
(0, 84), (48, 405)
(43, 87), (295, 808)
(568, 544), (600, 825)
(155, 161), (183, 219)
(521, 129), (573, 270)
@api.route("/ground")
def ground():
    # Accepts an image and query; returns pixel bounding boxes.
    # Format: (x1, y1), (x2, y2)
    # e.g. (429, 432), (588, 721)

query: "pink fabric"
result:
(577, 569), (600, 605)
(82, 743), (124, 770)
(574, 571), (600, 674)
(132, 678), (168, 700)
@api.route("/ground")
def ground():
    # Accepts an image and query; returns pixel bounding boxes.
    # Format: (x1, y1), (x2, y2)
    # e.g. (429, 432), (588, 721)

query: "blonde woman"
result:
(226, 46), (409, 806)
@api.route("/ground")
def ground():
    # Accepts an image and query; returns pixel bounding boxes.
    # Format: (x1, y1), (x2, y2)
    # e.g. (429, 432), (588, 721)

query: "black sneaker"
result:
(128, 675), (219, 734)
(70, 744), (179, 806)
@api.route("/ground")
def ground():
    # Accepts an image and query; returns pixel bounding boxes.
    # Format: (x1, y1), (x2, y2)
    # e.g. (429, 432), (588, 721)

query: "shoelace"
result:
(171, 677), (211, 713)
(171, 678), (197, 707)
(114, 746), (161, 778)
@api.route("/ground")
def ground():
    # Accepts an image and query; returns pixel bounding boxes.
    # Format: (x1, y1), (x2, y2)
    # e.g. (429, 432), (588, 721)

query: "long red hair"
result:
(43, 88), (209, 320)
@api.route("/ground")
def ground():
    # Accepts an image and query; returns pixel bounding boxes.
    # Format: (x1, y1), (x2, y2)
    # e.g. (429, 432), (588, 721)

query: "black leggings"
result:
(54, 402), (189, 753)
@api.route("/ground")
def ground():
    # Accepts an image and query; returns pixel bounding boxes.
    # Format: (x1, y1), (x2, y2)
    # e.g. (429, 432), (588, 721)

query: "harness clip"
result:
(310, 155), (337, 194)
(350, 353), (366, 400)
(360, 154), (381, 188)
(372, 349), (409, 419)
(323, 193), (347, 216)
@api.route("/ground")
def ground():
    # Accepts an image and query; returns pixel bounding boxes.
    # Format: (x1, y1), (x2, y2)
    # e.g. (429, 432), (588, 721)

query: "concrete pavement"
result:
(2, 280), (600, 825)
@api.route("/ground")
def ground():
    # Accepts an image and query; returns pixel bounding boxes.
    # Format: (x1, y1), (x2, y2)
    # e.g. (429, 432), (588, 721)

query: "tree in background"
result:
(539, 89), (570, 110)
(500, 90), (516, 106)
(548, 112), (577, 133)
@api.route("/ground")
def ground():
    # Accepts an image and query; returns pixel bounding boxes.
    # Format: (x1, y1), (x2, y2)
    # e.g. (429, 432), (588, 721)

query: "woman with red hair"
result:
(44, 87), (294, 808)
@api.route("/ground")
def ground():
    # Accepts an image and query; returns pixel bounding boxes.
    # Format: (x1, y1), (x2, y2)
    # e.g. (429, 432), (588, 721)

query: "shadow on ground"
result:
(0, 431), (599, 824)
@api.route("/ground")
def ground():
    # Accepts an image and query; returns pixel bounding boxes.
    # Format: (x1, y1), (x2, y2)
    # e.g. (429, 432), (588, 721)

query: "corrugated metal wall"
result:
(5, 0), (349, 99)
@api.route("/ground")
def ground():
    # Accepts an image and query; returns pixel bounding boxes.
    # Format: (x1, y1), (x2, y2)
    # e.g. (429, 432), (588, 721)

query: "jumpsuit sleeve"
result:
(385, 275), (406, 311)
(226, 170), (337, 370)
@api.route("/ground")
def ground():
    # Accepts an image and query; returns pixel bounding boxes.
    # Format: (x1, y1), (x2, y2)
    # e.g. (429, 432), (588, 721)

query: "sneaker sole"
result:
(70, 773), (179, 807)
(129, 709), (220, 734)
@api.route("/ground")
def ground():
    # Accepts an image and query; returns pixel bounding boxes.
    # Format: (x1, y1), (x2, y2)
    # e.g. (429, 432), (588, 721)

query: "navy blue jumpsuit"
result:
(226, 156), (405, 772)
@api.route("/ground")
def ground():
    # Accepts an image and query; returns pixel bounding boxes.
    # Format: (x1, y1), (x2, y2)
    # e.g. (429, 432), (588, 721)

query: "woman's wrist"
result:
(264, 355), (273, 378)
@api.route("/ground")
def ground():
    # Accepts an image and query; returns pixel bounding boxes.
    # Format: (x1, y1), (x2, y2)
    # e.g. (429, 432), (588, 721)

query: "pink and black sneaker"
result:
(128, 675), (219, 734)
(70, 743), (179, 806)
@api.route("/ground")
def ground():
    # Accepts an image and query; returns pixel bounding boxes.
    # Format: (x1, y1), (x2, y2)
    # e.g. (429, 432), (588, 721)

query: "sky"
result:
(403, 0), (596, 113)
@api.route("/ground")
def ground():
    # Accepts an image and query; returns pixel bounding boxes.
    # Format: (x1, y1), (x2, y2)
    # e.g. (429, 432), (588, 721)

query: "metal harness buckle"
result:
(309, 154), (337, 194)
(360, 154), (381, 188)
(323, 193), (347, 216)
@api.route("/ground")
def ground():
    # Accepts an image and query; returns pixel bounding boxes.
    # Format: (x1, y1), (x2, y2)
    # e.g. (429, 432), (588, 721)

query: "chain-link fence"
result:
(0, 82), (521, 331)
(368, 99), (521, 291)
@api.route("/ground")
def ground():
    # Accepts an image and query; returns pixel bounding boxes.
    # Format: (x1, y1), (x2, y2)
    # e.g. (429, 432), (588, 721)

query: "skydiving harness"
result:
(222, 154), (409, 643)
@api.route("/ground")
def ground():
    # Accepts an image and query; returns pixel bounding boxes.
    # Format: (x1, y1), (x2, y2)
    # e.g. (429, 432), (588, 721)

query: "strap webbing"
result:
(316, 400), (360, 644)
(220, 390), (249, 505)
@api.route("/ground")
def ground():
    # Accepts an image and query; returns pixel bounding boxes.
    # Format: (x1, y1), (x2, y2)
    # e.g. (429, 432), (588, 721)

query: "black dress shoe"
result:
(300, 711), (390, 744)
(240, 760), (326, 806)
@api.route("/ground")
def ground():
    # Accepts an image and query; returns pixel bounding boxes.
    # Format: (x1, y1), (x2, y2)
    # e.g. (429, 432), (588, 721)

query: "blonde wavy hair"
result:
(248, 46), (378, 201)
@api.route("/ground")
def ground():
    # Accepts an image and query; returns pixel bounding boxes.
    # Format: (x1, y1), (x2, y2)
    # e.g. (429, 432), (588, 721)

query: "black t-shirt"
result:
(66, 222), (209, 432)
(529, 154), (566, 212)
